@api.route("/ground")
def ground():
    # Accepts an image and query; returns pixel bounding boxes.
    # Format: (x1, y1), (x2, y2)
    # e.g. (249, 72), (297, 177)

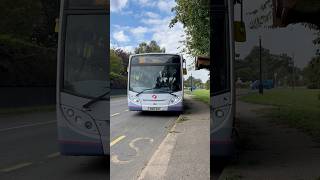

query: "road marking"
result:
(125, 109), (129, 112)
(0, 162), (33, 172)
(111, 113), (120, 117)
(47, 152), (60, 158)
(0, 121), (56, 133)
(111, 137), (154, 165)
(111, 155), (132, 165)
(110, 135), (126, 147)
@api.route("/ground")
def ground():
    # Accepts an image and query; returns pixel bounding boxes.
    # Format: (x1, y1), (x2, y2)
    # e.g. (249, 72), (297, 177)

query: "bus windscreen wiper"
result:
(136, 88), (154, 96)
(83, 90), (110, 109)
(136, 88), (178, 97)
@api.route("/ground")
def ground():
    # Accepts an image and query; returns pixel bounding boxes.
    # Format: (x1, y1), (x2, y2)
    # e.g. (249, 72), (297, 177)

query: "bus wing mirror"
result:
(183, 68), (187, 75)
(55, 18), (59, 33)
(234, 21), (246, 42)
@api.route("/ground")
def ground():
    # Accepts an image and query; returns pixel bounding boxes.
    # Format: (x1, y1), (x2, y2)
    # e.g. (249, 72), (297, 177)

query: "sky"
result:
(110, 0), (318, 83)
(237, 0), (318, 68)
(110, 0), (209, 83)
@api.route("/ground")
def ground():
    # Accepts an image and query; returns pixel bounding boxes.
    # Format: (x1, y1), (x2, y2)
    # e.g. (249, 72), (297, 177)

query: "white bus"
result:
(56, 0), (109, 156)
(127, 53), (185, 112)
(197, 0), (246, 157)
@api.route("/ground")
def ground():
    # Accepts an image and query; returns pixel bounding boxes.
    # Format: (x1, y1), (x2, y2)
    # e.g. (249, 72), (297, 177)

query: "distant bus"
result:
(56, 0), (109, 156)
(127, 53), (185, 112)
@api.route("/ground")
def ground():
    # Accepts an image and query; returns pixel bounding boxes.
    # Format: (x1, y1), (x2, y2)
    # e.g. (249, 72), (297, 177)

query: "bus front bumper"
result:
(128, 102), (183, 112)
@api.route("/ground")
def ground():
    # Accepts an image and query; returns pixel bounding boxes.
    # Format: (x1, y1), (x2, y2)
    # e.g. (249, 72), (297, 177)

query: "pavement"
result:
(137, 95), (210, 180)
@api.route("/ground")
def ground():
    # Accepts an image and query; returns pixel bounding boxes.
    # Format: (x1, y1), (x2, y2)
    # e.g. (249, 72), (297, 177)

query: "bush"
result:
(0, 35), (56, 86)
(110, 72), (127, 89)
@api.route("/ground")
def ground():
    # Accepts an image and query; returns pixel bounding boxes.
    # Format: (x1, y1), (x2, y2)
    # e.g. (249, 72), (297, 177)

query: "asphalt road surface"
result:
(0, 111), (108, 180)
(0, 96), (180, 180)
(110, 97), (180, 180)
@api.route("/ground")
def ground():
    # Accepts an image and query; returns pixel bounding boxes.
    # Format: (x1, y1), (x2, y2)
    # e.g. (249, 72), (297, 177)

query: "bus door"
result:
(211, 0), (235, 157)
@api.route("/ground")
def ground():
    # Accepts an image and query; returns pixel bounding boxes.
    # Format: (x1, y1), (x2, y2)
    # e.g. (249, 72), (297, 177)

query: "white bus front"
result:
(128, 54), (183, 112)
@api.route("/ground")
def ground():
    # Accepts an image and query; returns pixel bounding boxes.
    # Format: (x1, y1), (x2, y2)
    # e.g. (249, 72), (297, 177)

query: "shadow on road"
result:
(211, 156), (231, 180)
(70, 157), (109, 175)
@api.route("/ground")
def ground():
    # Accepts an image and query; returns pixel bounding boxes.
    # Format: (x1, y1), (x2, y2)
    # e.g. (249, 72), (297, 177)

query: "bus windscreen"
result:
(129, 55), (182, 93)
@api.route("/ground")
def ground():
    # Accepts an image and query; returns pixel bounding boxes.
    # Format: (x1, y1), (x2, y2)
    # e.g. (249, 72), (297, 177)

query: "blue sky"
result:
(110, 0), (210, 82)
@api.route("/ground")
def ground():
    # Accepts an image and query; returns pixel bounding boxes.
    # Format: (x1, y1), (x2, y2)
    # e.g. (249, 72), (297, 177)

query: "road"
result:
(0, 111), (108, 180)
(110, 97), (180, 180)
(0, 96), (180, 180)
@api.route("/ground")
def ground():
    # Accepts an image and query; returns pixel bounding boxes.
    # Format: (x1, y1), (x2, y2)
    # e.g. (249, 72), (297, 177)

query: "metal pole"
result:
(259, 36), (263, 94)
(191, 73), (193, 92)
(292, 53), (295, 90)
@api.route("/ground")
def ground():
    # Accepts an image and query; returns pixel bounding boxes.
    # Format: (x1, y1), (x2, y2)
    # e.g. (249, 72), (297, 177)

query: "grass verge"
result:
(190, 89), (210, 104)
(240, 88), (320, 140)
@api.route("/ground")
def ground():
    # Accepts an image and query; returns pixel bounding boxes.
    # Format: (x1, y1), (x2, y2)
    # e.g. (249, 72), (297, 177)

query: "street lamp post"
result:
(259, 36), (263, 94)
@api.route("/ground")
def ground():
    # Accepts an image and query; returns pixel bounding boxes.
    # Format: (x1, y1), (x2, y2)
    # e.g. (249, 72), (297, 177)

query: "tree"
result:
(0, 0), (60, 47)
(235, 46), (303, 87)
(184, 76), (203, 88)
(110, 49), (123, 75)
(205, 79), (210, 90)
(170, 0), (209, 56)
(114, 48), (131, 76)
(134, 40), (165, 54)
(303, 56), (320, 89)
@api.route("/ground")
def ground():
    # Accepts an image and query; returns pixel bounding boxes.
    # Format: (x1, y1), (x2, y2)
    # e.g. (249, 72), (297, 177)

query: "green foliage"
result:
(114, 48), (131, 76)
(0, 0), (60, 47)
(110, 72), (127, 89)
(191, 89), (209, 104)
(0, 35), (56, 86)
(170, 0), (209, 56)
(134, 40), (165, 54)
(110, 49), (123, 75)
(205, 80), (210, 90)
(303, 56), (320, 89)
(236, 46), (303, 86)
(184, 76), (204, 88)
(110, 48), (129, 89)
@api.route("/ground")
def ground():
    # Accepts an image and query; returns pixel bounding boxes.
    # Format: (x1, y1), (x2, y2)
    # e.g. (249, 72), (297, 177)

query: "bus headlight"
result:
(169, 96), (181, 105)
(215, 110), (224, 118)
(67, 109), (74, 117)
(129, 95), (140, 103)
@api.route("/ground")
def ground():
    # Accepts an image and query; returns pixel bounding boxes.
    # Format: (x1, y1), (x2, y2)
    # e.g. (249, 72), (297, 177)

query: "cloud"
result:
(136, 0), (157, 7)
(113, 31), (130, 42)
(111, 0), (128, 12)
(157, 0), (176, 13)
(130, 26), (148, 36)
(140, 16), (185, 53)
(144, 12), (160, 19)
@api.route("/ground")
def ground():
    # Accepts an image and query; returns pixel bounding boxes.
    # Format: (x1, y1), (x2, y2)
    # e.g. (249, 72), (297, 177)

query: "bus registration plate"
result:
(148, 107), (161, 111)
